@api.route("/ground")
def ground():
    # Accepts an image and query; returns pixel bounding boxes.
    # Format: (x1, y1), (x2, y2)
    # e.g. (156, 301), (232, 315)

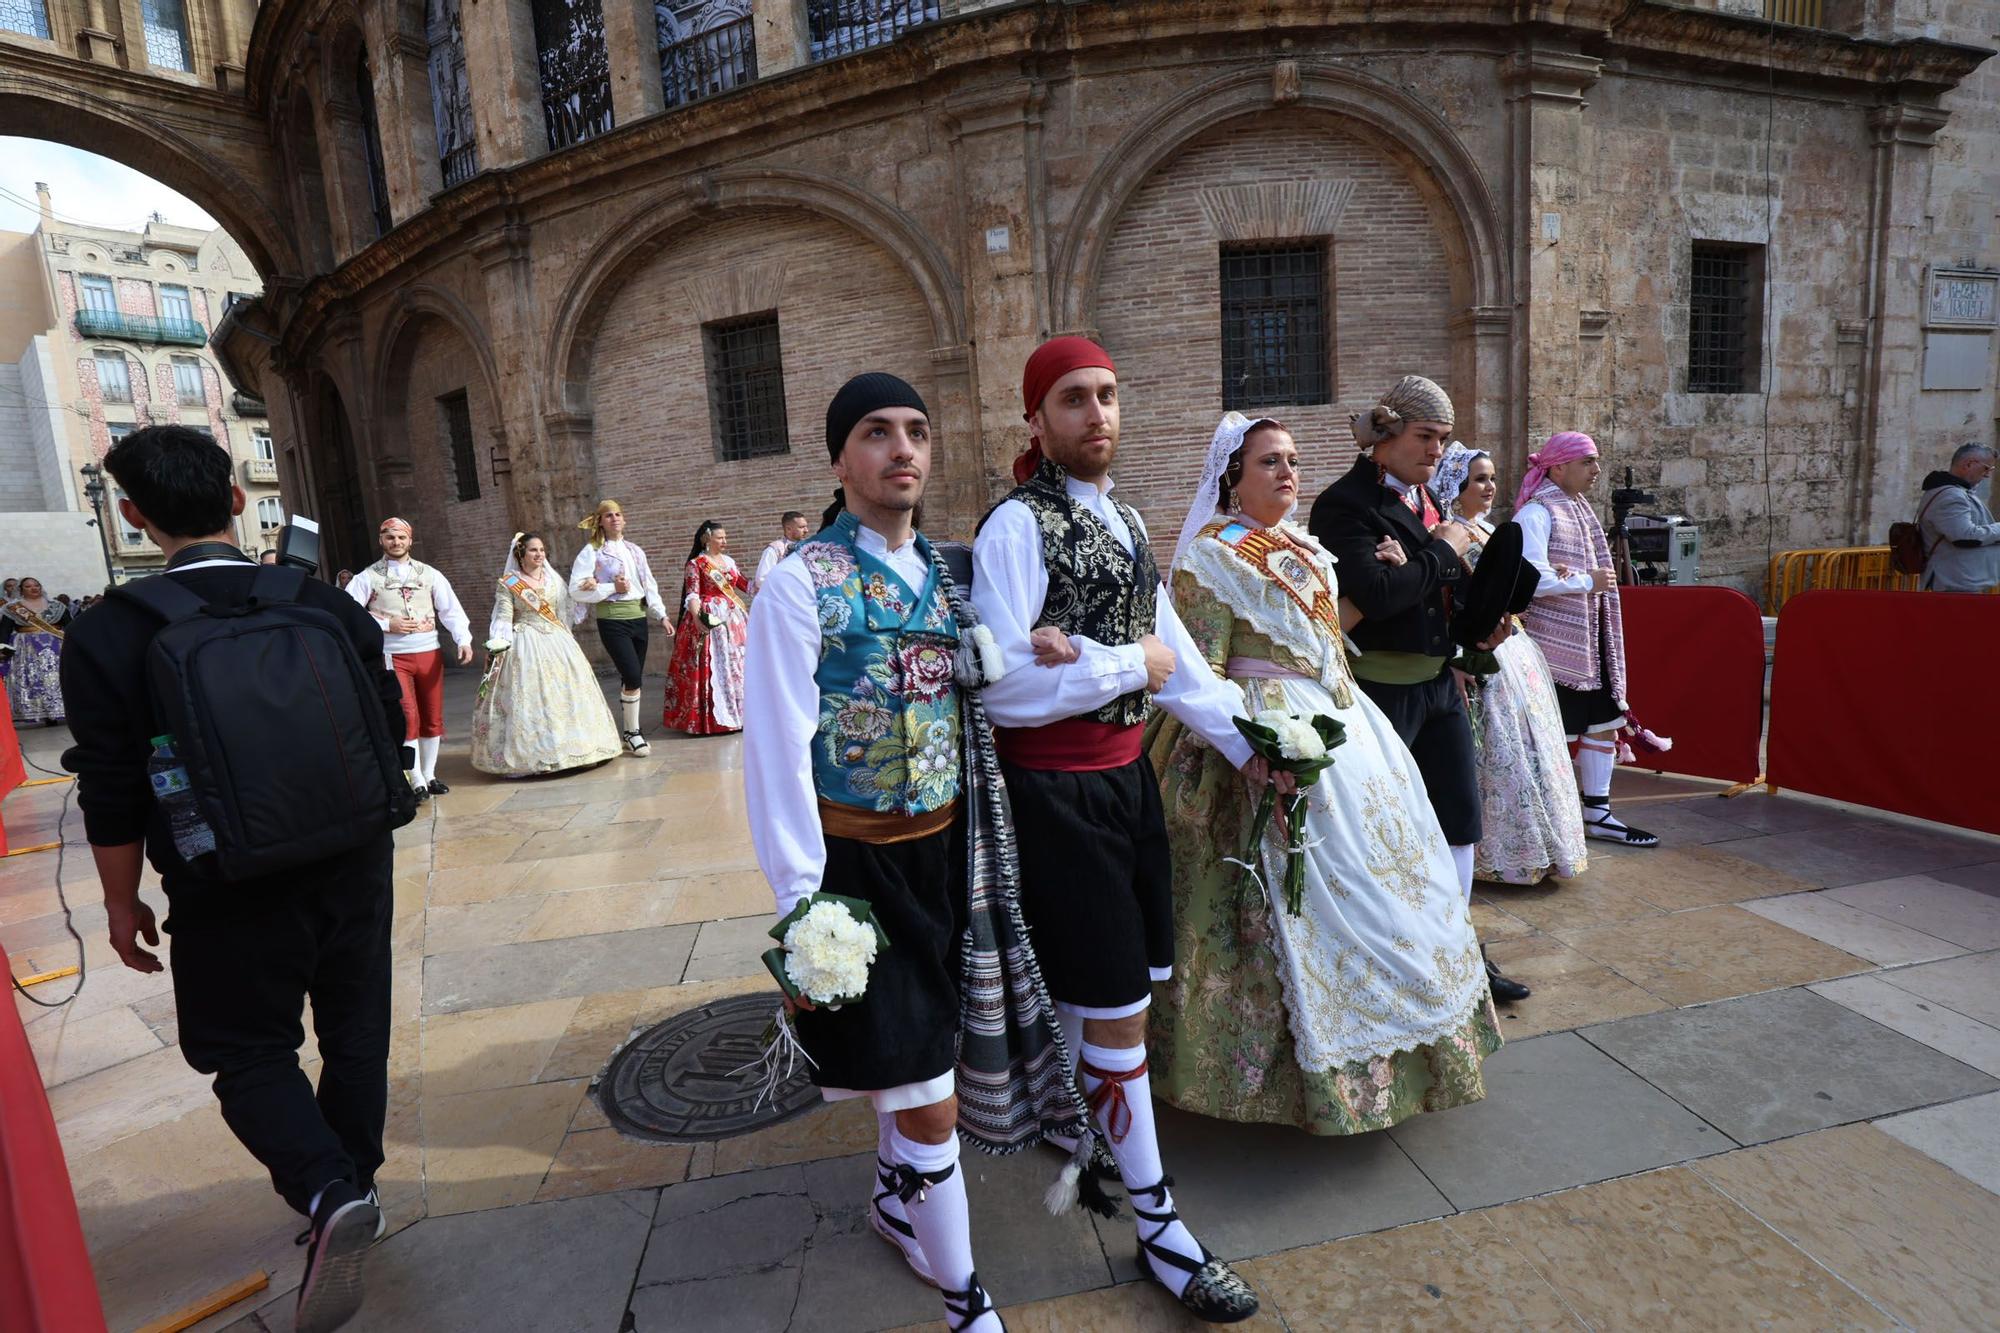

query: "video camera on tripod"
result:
(1607, 469), (1701, 586)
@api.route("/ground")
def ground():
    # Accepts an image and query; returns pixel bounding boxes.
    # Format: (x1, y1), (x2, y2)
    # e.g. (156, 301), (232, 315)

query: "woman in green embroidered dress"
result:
(1144, 414), (1501, 1136)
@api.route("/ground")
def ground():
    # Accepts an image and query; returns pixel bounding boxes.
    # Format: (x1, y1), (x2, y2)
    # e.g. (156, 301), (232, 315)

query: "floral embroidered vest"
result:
(365, 559), (437, 625)
(797, 513), (962, 814)
(1004, 458), (1159, 727)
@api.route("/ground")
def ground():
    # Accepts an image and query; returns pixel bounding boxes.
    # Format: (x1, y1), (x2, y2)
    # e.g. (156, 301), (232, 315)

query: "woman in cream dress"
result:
(472, 532), (623, 776)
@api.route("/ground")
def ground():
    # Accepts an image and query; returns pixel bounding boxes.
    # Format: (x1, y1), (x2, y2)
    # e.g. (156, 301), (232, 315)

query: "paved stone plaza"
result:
(8, 670), (2000, 1332)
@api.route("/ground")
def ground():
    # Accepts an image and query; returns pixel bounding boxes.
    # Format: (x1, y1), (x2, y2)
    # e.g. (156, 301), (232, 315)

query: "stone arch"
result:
(374, 292), (510, 604)
(1051, 64), (1507, 331)
(0, 81), (294, 277)
(546, 168), (966, 417)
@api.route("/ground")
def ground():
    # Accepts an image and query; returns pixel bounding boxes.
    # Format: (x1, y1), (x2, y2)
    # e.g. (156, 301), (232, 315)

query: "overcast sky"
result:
(0, 137), (220, 236)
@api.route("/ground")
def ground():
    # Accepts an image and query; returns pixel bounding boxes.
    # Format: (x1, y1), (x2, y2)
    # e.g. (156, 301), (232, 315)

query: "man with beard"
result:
(1307, 375), (1531, 1002)
(345, 517), (473, 799)
(969, 337), (1264, 1325)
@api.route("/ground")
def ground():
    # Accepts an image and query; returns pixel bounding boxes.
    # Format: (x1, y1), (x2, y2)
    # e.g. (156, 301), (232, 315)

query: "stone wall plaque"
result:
(1925, 267), (1998, 329)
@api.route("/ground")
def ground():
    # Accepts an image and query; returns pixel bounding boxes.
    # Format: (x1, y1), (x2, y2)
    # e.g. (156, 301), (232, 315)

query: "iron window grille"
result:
(1688, 241), (1762, 394)
(358, 59), (394, 237)
(532, 0), (614, 151)
(141, 0), (192, 71)
(657, 0), (756, 108)
(426, 0), (479, 187)
(0, 0), (50, 40)
(807, 0), (938, 61)
(171, 356), (205, 406)
(440, 390), (480, 501)
(1220, 243), (1331, 410)
(96, 355), (133, 404)
(704, 313), (790, 462)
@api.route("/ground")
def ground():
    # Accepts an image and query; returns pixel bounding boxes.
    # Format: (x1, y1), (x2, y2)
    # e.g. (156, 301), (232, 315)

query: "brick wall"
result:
(392, 315), (513, 634)
(583, 206), (949, 572)
(1095, 111), (1457, 537)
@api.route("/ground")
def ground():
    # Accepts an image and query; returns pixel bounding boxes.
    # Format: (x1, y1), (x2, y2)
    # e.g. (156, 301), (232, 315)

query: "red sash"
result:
(993, 719), (1142, 772)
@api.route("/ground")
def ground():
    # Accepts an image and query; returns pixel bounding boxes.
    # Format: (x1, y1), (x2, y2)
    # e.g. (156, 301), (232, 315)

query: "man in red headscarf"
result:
(968, 336), (1263, 1325)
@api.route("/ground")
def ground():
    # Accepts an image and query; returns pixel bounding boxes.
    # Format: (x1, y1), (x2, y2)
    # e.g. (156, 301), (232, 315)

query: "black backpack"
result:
(113, 565), (417, 881)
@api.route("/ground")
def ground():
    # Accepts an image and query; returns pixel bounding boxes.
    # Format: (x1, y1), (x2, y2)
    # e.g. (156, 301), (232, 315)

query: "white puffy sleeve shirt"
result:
(971, 481), (1251, 769)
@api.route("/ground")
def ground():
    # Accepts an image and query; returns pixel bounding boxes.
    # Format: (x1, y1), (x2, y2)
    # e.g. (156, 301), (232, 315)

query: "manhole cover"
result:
(599, 992), (821, 1141)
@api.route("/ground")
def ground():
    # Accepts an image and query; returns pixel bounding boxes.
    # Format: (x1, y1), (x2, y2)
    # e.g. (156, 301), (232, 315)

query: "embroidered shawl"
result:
(1518, 481), (1626, 701)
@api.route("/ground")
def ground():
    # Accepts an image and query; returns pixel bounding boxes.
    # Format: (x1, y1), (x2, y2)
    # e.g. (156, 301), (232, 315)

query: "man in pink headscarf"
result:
(1515, 432), (1659, 847)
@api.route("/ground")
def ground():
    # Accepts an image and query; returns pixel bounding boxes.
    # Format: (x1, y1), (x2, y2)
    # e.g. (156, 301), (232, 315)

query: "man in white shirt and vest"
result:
(753, 510), (810, 594)
(346, 517), (473, 799)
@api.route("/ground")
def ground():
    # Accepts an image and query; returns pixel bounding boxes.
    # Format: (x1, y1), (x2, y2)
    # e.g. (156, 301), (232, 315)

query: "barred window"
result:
(807, 0), (937, 61)
(141, 0), (192, 71)
(1220, 243), (1331, 409)
(657, 0), (756, 107)
(532, 0), (614, 151)
(171, 355), (205, 406)
(426, 0), (479, 187)
(704, 313), (790, 462)
(0, 0), (51, 40)
(1688, 241), (1763, 394)
(439, 390), (479, 501)
(96, 354), (133, 403)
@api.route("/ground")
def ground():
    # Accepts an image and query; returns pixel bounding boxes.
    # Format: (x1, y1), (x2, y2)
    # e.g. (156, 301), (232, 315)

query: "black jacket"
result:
(59, 555), (405, 896)
(1307, 455), (1466, 659)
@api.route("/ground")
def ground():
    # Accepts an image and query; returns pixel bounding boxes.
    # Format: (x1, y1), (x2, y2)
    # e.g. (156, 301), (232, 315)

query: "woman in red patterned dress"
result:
(662, 519), (752, 735)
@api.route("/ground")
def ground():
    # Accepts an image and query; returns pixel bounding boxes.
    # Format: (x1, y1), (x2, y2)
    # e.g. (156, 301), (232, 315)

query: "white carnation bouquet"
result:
(1230, 708), (1347, 914)
(761, 892), (890, 1008)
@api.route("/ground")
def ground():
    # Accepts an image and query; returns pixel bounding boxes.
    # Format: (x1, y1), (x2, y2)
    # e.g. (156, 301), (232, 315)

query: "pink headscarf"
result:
(379, 517), (413, 536)
(1515, 431), (1598, 511)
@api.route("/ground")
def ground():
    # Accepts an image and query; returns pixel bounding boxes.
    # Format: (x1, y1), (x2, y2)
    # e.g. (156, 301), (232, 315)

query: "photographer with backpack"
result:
(60, 426), (414, 1333)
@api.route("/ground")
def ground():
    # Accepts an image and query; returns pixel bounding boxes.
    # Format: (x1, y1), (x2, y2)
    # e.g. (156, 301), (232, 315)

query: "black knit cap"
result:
(825, 372), (929, 460)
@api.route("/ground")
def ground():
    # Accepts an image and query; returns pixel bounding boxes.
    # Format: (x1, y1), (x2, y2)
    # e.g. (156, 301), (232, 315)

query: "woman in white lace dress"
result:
(1144, 414), (1498, 1136)
(471, 533), (623, 777)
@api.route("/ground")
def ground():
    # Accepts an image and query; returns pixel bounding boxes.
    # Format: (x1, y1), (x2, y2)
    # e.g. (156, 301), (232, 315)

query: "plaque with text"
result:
(1925, 268), (1998, 329)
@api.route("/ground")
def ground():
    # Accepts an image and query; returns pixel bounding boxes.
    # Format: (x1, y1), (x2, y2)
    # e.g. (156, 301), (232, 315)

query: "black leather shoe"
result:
(1484, 954), (1531, 1003)
(427, 779), (450, 795)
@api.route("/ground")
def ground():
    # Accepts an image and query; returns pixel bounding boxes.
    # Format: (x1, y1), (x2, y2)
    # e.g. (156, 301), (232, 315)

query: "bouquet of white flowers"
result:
(1231, 708), (1347, 914)
(761, 893), (890, 1008)
(475, 638), (510, 704)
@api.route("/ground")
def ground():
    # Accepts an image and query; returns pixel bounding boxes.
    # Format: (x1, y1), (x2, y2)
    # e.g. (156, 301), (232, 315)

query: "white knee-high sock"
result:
(620, 693), (641, 733)
(1575, 742), (1615, 800)
(416, 735), (440, 784)
(1449, 843), (1475, 901)
(1080, 1041), (1204, 1296)
(891, 1130), (996, 1329)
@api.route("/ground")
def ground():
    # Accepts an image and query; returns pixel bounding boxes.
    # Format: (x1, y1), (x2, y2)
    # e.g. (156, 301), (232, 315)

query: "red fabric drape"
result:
(1769, 589), (2000, 835)
(0, 943), (109, 1333)
(1616, 585), (1765, 784)
(0, 681), (24, 855)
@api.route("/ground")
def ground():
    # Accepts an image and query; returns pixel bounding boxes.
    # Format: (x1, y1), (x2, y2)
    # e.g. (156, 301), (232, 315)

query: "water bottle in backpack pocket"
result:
(147, 734), (218, 860)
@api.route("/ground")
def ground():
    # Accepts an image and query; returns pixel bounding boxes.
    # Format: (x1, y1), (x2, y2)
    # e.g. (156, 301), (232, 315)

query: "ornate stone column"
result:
(602, 0), (665, 124)
(472, 217), (571, 539)
(460, 0), (550, 166)
(750, 0), (806, 77)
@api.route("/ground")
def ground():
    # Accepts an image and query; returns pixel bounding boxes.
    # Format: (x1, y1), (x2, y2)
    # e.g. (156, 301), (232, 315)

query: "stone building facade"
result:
(0, 193), (279, 591)
(4, 0), (1995, 607)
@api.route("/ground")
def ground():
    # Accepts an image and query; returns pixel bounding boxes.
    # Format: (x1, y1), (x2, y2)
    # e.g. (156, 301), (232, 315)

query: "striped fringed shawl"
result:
(1518, 481), (1626, 702)
(927, 545), (1092, 1154)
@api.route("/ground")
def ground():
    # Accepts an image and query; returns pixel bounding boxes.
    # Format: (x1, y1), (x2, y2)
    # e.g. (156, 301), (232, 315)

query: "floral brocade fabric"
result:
(1145, 540), (1500, 1136)
(799, 518), (961, 815)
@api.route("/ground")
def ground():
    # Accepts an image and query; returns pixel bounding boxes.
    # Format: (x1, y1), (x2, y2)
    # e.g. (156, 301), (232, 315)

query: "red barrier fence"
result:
(0, 683), (23, 855)
(0, 944), (109, 1333)
(1616, 585), (1766, 785)
(1769, 589), (2000, 836)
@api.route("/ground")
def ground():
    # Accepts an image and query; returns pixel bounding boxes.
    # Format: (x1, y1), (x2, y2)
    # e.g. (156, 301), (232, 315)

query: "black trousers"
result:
(1003, 756), (1174, 1010)
(596, 615), (649, 692)
(166, 837), (394, 1217)
(794, 822), (964, 1092)
(1358, 671), (1483, 846)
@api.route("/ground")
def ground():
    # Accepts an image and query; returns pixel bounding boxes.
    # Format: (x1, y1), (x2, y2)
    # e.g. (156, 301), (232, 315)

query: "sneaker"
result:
(294, 1181), (380, 1333)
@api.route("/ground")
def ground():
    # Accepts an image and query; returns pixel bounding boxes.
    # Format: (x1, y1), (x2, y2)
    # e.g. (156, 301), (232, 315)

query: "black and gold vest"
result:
(1003, 458), (1158, 727)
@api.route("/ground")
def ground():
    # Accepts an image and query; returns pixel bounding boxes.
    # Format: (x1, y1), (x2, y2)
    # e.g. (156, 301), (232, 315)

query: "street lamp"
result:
(79, 463), (119, 589)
